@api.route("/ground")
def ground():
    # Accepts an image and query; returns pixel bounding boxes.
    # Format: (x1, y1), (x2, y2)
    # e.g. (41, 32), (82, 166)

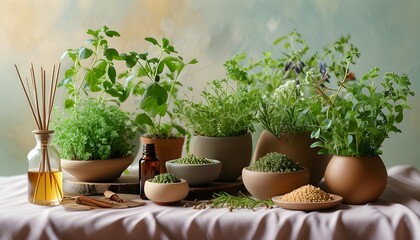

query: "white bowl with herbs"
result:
(165, 154), (222, 186)
(242, 152), (309, 200)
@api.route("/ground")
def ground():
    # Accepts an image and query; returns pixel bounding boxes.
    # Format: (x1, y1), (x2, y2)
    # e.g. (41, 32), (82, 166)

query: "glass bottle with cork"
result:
(139, 143), (160, 199)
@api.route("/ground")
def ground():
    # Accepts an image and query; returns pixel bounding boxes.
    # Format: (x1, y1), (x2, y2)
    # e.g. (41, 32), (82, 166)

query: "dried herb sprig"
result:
(211, 192), (273, 211)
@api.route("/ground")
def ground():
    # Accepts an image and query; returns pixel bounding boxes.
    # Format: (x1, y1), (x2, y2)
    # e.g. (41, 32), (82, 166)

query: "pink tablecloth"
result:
(0, 165), (419, 240)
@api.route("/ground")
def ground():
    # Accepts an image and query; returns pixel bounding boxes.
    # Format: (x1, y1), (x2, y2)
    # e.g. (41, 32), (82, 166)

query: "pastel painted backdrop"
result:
(1, 0), (419, 175)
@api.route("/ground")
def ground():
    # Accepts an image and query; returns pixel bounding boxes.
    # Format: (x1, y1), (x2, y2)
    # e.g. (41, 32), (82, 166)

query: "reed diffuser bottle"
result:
(27, 130), (63, 205)
(15, 63), (62, 206)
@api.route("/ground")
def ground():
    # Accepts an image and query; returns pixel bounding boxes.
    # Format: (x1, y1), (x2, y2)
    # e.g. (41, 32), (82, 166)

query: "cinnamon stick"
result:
(76, 196), (112, 208)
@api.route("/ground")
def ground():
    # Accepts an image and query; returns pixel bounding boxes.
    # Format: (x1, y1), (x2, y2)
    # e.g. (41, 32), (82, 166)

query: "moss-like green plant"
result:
(248, 152), (303, 172)
(150, 173), (181, 183)
(173, 154), (212, 164)
(53, 98), (136, 160)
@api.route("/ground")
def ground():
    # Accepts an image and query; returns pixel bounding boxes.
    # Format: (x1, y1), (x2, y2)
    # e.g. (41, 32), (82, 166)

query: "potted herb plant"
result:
(242, 152), (309, 200)
(226, 31), (332, 185)
(144, 173), (189, 205)
(175, 78), (259, 181)
(309, 44), (414, 204)
(124, 37), (197, 173)
(53, 26), (137, 182)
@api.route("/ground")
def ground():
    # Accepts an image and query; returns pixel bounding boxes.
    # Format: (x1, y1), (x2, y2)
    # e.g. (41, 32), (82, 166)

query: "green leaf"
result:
(140, 96), (158, 116)
(135, 113), (153, 125)
(310, 141), (324, 148)
(108, 65), (116, 83)
(104, 48), (119, 61)
(162, 38), (169, 47)
(163, 56), (183, 72)
(145, 37), (159, 45)
(188, 59), (198, 64)
(105, 88), (121, 98)
(103, 81), (112, 89)
(311, 128), (320, 139)
(93, 61), (107, 78)
(105, 30), (120, 37)
(173, 123), (187, 135)
(79, 47), (93, 59)
(157, 61), (165, 75)
(144, 83), (168, 105)
(347, 135), (353, 146)
(156, 103), (168, 116)
(138, 53), (148, 60)
(85, 70), (97, 87)
(64, 99), (75, 109)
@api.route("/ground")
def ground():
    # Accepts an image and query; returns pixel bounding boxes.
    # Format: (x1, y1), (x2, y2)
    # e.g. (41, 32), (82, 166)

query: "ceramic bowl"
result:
(144, 179), (189, 205)
(165, 159), (222, 186)
(242, 167), (309, 200)
(61, 155), (134, 182)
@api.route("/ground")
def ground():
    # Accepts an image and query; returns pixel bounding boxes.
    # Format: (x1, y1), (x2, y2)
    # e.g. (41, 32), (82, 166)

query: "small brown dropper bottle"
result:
(139, 143), (160, 199)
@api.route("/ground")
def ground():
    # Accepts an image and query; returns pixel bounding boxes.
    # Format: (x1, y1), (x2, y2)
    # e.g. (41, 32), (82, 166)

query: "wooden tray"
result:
(64, 176), (246, 200)
(63, 175), (140, 195)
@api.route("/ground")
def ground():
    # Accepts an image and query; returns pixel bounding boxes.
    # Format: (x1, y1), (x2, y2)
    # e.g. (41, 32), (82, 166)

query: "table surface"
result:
(0, 165), (419, 240)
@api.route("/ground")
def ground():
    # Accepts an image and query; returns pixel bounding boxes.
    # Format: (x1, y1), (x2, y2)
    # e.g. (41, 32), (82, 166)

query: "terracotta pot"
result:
(140, 137), (185, 173)
(324, 155), (387, 204)
(144, 179), (189, 205)
(190, 133), (252, 181)
(242, 167), (309, 200)
(253, 130), (331, 185)
(61, 155), (134, 182)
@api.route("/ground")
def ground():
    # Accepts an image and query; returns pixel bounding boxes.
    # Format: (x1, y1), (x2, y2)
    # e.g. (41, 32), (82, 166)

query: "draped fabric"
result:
(0, 166), (419, 240)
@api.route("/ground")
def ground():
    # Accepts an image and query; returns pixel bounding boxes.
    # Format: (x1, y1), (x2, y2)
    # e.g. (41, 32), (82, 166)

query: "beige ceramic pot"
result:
(253, 130), (331, 185)
(242, 167), (309, 200)
(190, 133), (252, 181)
(165, 159), (222, 186)
(61, 155), (134, 182)
(141, 137), (185, 173)
(144, 179), (189, 205)
(324, 155), (387, 204)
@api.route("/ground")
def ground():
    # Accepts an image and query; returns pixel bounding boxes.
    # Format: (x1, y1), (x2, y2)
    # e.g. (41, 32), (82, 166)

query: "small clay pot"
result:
(144, 179), (189, 205)
(242, 167), (309, 200)
(253, 130), (331, 185)
(324, 155), (387, 204)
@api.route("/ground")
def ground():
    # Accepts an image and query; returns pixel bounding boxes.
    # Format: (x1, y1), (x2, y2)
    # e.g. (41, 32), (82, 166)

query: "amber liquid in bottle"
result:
(140, 143), (160, 199)
(28, 170), (63, 205)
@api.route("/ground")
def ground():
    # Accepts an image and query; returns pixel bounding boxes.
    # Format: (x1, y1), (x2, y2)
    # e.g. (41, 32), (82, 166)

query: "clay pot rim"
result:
(191, 132), (251, 140)
(166, 159), (221, 166)
(140, 136), (185, 140)
(242, 166), (309, 175)
(145, 179), (188, 185)
(331, 155), (380, 158)
(61, 155), (134, 162)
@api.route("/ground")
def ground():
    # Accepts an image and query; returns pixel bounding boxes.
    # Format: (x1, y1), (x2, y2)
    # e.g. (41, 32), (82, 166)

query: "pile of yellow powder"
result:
(280, 184), (333, 203)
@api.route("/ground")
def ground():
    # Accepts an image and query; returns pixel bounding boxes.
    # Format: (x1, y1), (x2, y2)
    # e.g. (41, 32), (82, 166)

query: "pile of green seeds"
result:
(150, 173), (181, 183)
(248, 152), (303, 172)
(173, 154), (213, 164)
